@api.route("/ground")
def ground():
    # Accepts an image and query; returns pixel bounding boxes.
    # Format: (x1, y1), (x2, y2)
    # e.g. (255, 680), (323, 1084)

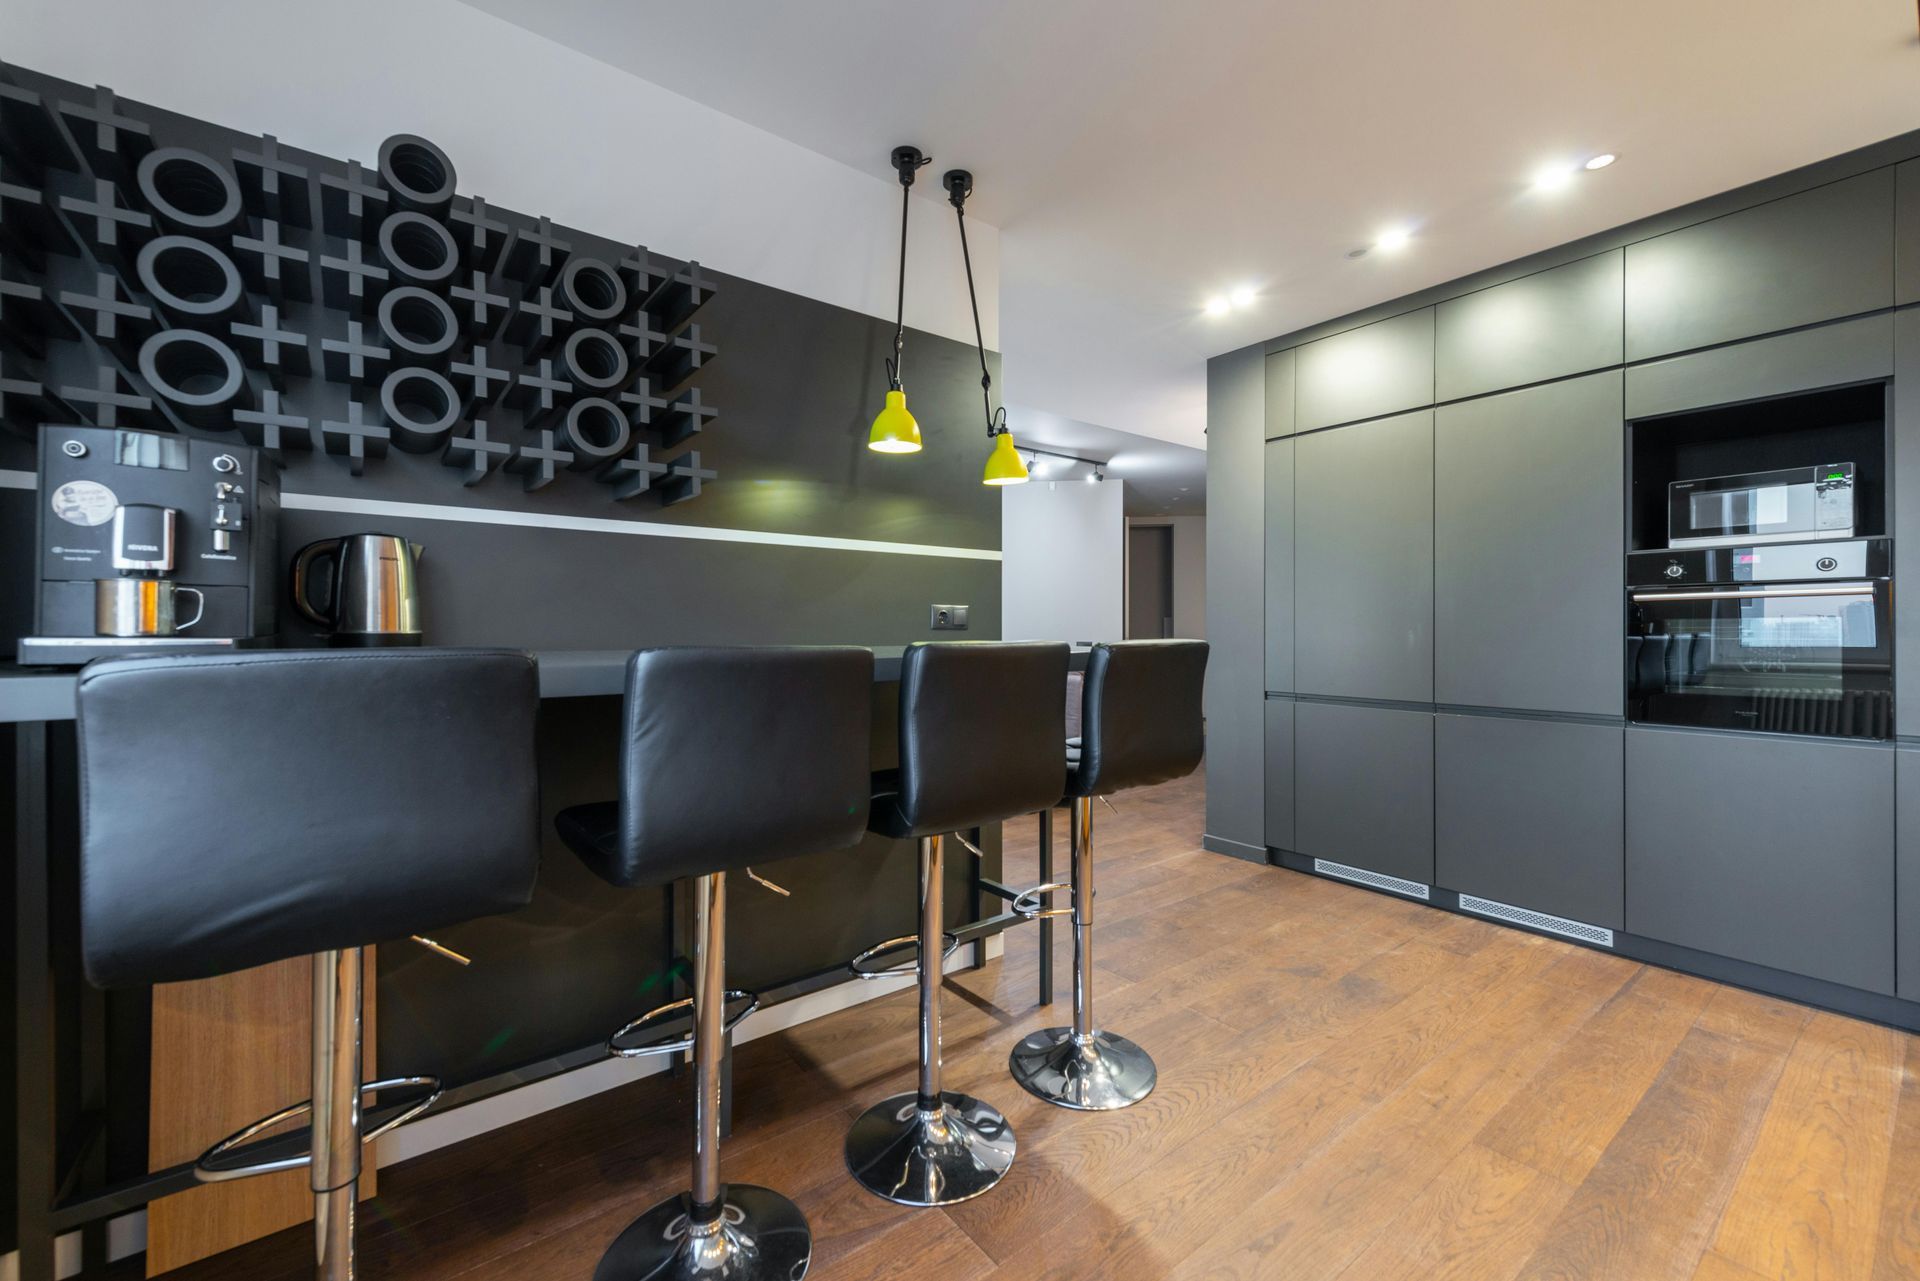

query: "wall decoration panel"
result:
(0, 62), (720, 508)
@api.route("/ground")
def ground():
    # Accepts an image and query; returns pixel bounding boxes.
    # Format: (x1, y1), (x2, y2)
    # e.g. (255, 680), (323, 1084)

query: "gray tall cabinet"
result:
(1212, 133), (1920, 1012)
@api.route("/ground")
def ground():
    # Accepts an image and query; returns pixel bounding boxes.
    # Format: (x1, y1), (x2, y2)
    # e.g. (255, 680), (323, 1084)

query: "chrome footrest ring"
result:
(848, 932), (961, 980)
(608, 989), (759, 1059)
(194, 1075), (443, 1183)
(1010, 882), (1074, 920)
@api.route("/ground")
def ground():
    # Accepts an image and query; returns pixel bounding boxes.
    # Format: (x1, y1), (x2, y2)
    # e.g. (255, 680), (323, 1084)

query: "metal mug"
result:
(95, 578), (205, 638)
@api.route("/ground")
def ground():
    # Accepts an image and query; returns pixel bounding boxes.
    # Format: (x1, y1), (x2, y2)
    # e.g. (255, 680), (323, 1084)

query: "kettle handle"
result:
(291, 538), (343, 626)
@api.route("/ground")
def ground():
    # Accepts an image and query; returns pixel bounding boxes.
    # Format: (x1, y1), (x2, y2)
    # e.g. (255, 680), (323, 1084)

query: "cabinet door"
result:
(1900, 747), (1920, 999)
(1436, 251), (1624, 401)
(1264, 348), (1297, 439)
(1899, 311), (1920, 734)
(1264, 437), (1293, 691)
(1624, 313), (1894, 421)
(1204, 346), (1267, 856)
(1435, 371), (1622, 715)
(1295, 701), (1434, 885)
(1897, 159), (1918, 306)
(1296, 308), (1435, 432)
(1625, 727), (1894, 994)
(1265, 698), (1294, 853)
(1624, 170), (1894, 361)
(1295, 410), (1434, 703)
(1437, 715), (1623, 928)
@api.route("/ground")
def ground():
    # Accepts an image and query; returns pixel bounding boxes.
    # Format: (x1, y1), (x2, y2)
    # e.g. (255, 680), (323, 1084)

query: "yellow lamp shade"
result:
(867, 389), (923, 453)
(982, 429), (1030, 486)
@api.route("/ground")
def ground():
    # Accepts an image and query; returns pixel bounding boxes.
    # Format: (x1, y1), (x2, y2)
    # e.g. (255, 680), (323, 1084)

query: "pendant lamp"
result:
(868, 146), (931, 454)
(945, 169), (1028, 486)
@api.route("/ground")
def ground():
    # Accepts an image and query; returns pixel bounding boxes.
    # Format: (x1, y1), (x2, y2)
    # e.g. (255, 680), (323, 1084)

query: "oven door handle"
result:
(1630, 583), (1877, 602)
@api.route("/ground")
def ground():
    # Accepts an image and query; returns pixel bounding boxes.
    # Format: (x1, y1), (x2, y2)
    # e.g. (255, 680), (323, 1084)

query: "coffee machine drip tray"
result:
(17, 635), (277, 667)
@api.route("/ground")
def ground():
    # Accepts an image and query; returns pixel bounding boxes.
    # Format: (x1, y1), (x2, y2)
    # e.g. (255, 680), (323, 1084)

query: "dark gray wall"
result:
(1203, 343), (1264, 857)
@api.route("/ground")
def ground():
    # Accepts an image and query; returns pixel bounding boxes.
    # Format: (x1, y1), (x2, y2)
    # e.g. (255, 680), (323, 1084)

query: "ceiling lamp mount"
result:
(868, 144), (933, 455)
(946, 167), (1029, 487)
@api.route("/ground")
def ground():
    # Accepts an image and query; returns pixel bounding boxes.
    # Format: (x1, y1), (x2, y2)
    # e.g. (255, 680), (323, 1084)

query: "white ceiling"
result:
(463, 0), (1920, 449)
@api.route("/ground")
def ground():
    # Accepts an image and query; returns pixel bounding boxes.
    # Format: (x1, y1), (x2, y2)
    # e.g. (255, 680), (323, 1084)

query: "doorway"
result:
(1127, 523), (1174, 638)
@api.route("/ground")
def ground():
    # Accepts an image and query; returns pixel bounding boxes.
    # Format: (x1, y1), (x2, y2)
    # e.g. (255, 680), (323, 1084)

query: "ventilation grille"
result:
(1311, 859), (1430, 901)
(1458, 894), (1614, 948)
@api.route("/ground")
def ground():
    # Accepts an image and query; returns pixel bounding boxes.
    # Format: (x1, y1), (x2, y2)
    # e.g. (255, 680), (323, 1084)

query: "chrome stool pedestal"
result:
(1010, 794), (1157, 1110)
(845, 834), (1016, 1205)
(595, 873), (812, 1281)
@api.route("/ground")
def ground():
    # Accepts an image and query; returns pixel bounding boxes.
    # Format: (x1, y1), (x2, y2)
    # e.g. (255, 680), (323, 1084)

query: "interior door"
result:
(1127, 524), (1173, 638)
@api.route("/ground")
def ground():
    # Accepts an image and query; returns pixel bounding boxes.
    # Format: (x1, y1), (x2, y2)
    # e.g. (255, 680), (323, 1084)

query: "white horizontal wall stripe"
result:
(0, 475), (1000, 561)
(278, 491), (1003, 561)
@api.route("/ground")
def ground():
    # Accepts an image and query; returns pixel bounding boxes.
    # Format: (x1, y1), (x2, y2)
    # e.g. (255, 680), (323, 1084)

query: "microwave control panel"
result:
(1814, 462), (1855, 531)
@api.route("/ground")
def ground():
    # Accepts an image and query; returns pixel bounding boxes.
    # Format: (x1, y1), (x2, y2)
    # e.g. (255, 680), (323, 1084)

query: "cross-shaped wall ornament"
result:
(58, 271), (152, 343)
(317, 398), (391, 476)
(233, 386), (312, 458)
(442, 416), (513, 486)
(233, 133), (311, 226)
(507, 427), (573, 491)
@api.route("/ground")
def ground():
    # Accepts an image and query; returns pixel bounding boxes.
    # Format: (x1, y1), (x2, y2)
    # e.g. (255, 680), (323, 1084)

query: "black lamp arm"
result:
(886, 145), (931, 391)
(945, 169), (1002, 440)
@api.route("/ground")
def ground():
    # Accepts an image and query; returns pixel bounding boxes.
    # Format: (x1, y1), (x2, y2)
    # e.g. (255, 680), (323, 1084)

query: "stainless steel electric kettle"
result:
(291, 534), (425, 646)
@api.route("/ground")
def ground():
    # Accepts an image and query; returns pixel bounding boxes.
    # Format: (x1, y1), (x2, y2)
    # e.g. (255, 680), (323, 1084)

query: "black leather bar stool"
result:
(845, 640), (1070, 1206)
(554, 646), (873, 1281)
(1010, 640), (1209, 1110)
(76, 649), (542, 1281)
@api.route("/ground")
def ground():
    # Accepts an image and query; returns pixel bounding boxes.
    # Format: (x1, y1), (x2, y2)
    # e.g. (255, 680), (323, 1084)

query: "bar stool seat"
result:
(1010, 640), (1209, 1111)
(844, 640), (1069, 1207)
(555, 645), (873, 1281)
(77, 648), (543, 1281)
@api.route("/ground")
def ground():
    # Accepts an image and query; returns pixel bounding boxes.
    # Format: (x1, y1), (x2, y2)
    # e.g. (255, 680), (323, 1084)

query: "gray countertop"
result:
(0, 644), (1086, 722)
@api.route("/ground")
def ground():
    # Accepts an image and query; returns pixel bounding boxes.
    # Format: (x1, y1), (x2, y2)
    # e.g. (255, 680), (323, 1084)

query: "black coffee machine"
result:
(19, 425), (280, 665)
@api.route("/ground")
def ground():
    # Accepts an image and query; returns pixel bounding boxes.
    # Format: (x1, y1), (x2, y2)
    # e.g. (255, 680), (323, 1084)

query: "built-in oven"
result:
(1668, 463), (1855, 548)
(1627, 538), (1892, 740)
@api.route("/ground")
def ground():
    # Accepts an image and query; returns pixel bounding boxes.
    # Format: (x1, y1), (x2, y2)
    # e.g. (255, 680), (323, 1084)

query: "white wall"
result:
(1129, 515), (1206, 639)
(0, 0), (998, 347)
(1001, 480), (1124, 643)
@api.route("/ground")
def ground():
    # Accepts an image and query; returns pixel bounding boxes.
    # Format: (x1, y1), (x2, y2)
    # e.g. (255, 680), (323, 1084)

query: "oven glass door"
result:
(1627, 580), (1892, 739)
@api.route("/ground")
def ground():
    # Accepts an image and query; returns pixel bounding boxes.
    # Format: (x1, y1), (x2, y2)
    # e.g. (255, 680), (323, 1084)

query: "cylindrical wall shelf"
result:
(377, 134), (457, 218)
(562, 327), (630, 391)
(378, 211), (459, 289)
(135, 235), (245, 326)
(377, 286), (458, 364)
(563, 397), (632, 468)
(137, 328), (249, 426)
(136, 148), (243, 237)
(560, 257), (627, 323)
(380, 365), (461, 452)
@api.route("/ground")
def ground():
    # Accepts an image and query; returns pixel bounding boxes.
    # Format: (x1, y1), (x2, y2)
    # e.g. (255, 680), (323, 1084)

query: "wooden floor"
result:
(127, 769), (1920, 1281)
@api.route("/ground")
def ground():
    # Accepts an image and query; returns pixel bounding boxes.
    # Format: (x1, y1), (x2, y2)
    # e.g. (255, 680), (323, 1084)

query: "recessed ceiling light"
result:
(1230, 285), (1257, 307)
(1345, 246), (1370, 259)
(1531, 162), (1577, 193)
(1374, 227), (1413, 253)
(1585, 153), (1617, 170)
(1203, 295), (1230, 317)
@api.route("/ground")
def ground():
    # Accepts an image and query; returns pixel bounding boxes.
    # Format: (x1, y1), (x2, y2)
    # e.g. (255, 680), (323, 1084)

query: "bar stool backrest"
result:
(605, 646), (875, 887)
(1070, 640), (1210, 798)
(885, 641), (1070, 837)
(76, 649), (542, 989)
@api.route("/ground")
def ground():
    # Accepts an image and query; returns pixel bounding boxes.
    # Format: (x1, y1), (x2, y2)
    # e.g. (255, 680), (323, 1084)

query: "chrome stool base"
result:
(1009, 1028), (1157, 1111)
(844, 1091), (1016, 1207)
(593, 1185), (812, 1281)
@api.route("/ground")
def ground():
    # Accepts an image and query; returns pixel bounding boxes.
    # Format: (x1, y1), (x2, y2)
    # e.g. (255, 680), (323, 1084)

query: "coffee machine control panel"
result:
(29, 426), (281, 658)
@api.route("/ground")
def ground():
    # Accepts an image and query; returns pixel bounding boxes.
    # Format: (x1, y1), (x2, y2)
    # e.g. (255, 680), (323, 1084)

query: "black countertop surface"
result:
(0, 644), (1089, 722)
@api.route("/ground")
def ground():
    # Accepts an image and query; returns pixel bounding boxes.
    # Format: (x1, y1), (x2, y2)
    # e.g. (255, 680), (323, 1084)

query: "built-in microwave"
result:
(1668, 463), (1855, 549)
(1627, 538), (1892, 740)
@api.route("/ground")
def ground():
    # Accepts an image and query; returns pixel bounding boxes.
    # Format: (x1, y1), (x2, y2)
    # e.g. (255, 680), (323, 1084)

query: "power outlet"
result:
(930, 603), (970, 631)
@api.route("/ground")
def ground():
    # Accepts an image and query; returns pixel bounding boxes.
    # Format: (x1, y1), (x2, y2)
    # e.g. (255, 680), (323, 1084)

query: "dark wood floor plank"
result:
(128, 770), (1920, 1281)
